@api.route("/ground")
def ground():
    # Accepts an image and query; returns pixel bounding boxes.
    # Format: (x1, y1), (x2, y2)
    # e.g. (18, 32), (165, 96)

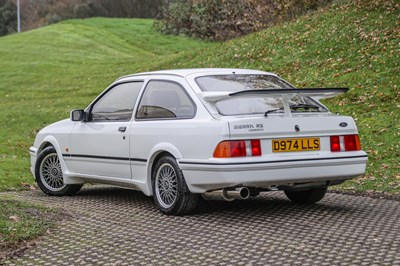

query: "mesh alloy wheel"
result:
(155, 163), (178, 209)
(39, 153), (66, 192)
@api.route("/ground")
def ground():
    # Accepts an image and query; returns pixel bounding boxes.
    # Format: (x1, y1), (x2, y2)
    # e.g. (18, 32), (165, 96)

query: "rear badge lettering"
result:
(234, 124), (264, 132)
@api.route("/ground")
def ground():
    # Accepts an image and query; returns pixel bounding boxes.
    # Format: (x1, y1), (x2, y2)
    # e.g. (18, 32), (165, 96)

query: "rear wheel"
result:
(284, 187), (327, 204)
(152, 155), (199, 215)
(35, 146), (82, 196)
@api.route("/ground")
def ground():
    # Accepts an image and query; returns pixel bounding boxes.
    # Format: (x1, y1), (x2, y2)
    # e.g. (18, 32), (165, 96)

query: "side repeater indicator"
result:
(339, 122), (348, 127)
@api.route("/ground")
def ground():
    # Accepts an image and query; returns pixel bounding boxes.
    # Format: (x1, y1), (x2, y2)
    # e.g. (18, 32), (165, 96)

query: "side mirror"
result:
(70, 109), (85, 122)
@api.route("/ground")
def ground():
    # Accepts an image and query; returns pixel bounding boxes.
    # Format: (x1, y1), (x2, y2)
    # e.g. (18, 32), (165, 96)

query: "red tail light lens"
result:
(231, 141), (247, 157)
(330, 136), (340, 152)
(344, 134), (361, 151)
(251, 140), (262, 156)
(330, 134), (361, 152)
(214, 140), (262, 158)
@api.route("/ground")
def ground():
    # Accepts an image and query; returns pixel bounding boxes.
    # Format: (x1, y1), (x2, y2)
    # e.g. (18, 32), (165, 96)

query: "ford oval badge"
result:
(339, 122), (348, 127)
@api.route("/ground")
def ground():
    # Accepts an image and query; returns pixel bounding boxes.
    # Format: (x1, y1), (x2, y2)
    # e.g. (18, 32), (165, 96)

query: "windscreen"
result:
(196, 74), (327, 116)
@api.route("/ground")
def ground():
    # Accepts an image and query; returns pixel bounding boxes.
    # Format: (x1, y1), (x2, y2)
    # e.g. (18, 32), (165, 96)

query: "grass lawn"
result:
(0, 196), (64, 260)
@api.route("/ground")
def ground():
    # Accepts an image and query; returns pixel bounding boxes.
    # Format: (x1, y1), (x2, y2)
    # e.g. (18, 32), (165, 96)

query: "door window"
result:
(136, 81), (196, 120)
(91, 82), (143, 122)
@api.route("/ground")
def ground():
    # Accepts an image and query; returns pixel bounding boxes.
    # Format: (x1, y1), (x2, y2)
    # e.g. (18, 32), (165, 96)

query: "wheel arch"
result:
(145, 143), (183, 196)
(38, 141), (55, 154)
(37, 136), (69, 178)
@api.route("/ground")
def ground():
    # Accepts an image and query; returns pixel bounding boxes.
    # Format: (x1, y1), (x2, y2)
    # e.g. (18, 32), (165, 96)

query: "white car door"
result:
(67, 81), (143, 179)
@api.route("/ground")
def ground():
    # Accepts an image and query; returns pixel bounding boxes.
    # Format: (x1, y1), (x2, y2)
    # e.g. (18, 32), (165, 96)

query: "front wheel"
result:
(35, 146), (82, 196)
(284, 187), (327, 204)
(152, 155), (199, 215)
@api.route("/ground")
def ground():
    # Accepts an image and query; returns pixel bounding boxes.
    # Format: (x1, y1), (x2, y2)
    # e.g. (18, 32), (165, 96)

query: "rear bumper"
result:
(179, 153), (368, 193)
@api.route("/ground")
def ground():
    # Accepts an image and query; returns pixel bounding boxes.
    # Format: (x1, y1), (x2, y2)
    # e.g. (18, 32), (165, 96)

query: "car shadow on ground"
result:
(74, 185), (357, 219)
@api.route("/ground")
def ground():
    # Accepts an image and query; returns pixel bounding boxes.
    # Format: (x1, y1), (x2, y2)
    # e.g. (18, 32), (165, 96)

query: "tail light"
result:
(330, 136), (341, 152)
(344, 134), (361, 151)
(214, 140), (262, 158)
(330, 134), (361, 152)
(251, 140), (262, 156)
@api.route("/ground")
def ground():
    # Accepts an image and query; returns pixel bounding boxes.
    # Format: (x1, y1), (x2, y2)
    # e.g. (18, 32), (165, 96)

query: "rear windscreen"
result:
(195, 74), (327, 116)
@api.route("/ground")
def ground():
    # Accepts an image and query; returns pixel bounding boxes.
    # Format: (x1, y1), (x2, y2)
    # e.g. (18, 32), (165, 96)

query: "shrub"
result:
(156, 0), (332, 41)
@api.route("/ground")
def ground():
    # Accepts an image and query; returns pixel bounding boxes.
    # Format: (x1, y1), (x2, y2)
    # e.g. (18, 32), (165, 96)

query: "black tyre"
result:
(35, 146), (82, 196)
(152, 155), (199, 215)
(284, 187), (327, 204)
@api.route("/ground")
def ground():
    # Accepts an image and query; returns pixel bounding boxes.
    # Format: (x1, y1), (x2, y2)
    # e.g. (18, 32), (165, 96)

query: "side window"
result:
(91, 82), (143, 122)
(136, 81), (196, 120)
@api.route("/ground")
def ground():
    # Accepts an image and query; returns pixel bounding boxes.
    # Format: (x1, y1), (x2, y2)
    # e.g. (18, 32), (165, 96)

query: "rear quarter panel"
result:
(129, 118), (229, 193)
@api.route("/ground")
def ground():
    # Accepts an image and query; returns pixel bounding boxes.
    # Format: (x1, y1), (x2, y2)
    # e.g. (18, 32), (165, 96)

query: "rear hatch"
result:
(199, 87), (359, 158)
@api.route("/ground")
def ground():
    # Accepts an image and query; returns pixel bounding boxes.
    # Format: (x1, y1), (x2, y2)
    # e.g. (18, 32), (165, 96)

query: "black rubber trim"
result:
(130, 158), (147, 162)
(29, 148), (36, 153)
(179, 155), (367, 166)
(229, 88), (349, 97)
(62, 154), (147, 163)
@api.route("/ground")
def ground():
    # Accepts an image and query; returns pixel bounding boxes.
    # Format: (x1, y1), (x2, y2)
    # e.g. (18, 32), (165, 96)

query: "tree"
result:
(0, 0), (17, 36)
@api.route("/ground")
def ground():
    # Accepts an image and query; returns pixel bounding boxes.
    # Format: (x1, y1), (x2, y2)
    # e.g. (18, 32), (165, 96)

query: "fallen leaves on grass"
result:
(9, 215), (19, 222)
(20, 182), (36, 190)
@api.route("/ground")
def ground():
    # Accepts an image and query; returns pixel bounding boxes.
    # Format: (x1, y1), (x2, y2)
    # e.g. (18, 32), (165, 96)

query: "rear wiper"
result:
(265, 108), (284, 117)
(289, 103), (320, 110)
(265, 104), (321, 116)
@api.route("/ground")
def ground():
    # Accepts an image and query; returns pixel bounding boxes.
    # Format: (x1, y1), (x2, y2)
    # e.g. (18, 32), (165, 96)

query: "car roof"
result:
(115, 68), (277, 82)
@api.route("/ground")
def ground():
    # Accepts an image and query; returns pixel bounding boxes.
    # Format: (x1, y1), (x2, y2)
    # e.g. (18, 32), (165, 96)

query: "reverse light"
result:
(330, 134), (361, 152)
(214, 140), (262, 158)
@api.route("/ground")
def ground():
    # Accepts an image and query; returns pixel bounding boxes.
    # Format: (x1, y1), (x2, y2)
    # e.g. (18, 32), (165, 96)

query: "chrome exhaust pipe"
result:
(202, 187), (251, 201)
(224, 187), (250, 200)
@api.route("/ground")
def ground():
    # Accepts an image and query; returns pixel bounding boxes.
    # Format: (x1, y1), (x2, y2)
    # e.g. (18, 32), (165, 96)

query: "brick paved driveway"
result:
(2, 186), (400, 265)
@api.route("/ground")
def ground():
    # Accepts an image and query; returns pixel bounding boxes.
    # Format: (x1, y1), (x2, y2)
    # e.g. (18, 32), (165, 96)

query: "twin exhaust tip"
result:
(202, 187), (251, 202)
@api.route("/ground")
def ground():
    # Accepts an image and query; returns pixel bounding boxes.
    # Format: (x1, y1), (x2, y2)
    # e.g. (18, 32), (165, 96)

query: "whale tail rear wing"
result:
(199, 88), (349, 102)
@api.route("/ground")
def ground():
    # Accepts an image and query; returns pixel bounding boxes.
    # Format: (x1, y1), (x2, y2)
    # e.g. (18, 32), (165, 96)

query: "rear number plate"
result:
(272, 138), (320, 152)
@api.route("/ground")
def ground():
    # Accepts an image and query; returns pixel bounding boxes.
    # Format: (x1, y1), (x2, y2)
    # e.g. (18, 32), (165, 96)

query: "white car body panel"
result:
(30, 68), (368, 196)
(180, 153), (367, 192)
(67, 121), (132, 179)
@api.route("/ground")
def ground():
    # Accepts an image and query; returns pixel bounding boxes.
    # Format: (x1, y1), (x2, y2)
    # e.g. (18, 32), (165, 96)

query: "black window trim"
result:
(134, 79), (197, 121)
(86, 80), (145, 123)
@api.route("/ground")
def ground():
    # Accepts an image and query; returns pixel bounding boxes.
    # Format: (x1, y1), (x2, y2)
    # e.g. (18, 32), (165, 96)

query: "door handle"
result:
(118, 126), (127, 133)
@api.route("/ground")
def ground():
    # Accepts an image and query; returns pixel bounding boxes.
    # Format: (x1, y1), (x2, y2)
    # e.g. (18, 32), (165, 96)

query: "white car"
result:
(29, 68), (368, 215)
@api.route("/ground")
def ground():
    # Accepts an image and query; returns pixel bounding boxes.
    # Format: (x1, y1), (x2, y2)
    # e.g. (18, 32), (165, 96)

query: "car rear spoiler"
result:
(199, 88), (349, 102)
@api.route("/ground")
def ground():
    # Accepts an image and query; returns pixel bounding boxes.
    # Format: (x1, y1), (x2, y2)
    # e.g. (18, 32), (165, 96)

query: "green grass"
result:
(0, 196), (63, 255)
(159, 0), (400, 194)
(0, 18), (212, 191)
(0, 1), (399, 196)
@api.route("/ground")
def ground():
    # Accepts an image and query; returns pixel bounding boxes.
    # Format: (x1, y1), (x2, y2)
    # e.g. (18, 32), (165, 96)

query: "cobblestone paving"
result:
(2, 186), (400, 265)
